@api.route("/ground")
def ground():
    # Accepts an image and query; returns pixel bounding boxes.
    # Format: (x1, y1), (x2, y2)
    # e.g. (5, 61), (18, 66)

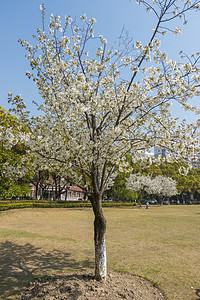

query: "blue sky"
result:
(1, 0), (200, 120)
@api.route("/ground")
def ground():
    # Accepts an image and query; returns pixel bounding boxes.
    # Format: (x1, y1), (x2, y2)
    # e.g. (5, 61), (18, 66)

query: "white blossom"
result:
(126, 174), (177, 198)
(3, 8), (200, 198)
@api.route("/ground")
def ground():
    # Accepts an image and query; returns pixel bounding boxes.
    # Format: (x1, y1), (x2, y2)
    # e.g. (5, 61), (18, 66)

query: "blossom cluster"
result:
(126, 174), (177, 197)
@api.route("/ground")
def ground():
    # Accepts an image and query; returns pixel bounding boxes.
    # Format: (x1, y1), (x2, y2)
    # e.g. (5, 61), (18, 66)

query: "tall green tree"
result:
(0, 106), (31, 199)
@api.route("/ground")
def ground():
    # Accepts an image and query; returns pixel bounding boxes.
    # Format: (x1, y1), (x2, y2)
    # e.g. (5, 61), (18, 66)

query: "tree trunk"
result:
(35, 182), (39, 200)
(90, 194), (107, 281)
(189, 192), (194, 203)
(94, 212), (107, 280)
(159, 195), (163, 206)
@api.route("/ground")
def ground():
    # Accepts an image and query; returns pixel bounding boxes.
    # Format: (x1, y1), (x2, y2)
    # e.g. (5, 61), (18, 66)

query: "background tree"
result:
(106, 154), (136, 202)
(126, 174), (153, 205)
(30, 169), (50, 200)
(126, 174), (177, 204)
(176, 167), (200, 203)
(48, 170), (72, 201)
(142, 161), (200, 203)
(6, 0), (200, 280)
(0, 106), (31, 199)
(151, 175), (177, 204)
(106, 171), (136, 202)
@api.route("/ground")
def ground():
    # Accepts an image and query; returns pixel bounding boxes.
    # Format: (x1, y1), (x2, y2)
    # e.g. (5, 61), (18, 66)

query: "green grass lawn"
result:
(0, 205), (199, 299)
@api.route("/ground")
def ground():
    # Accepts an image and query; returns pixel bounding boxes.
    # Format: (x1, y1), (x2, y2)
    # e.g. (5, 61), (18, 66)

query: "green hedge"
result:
(0, 201), (137, 211)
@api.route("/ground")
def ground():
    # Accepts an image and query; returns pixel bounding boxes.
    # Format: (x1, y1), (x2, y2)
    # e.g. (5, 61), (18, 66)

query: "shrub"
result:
(0, 201), (137, 211)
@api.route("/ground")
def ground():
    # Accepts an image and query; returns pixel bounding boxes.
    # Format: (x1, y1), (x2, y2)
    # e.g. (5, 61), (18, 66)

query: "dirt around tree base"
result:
(19, 271), (166, 300)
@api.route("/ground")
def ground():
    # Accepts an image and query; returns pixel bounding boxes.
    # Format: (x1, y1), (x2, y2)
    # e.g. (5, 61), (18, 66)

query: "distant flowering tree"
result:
(151, 175), (177, 204)
(4, 0), (200, 280)
(126, 174), (177, 204)
(126, 174), (153, 205)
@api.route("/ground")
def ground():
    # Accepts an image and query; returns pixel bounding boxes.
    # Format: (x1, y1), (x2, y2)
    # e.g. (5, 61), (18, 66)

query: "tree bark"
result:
(94, 212), (107, 280)
(90, 194), (107, 281)
(35, 182), (39, 200)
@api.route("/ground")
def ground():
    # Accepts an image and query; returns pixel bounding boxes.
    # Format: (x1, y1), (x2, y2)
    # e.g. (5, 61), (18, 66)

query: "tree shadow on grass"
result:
(0, 241), (94, 299)
(195, 289), (200, 300)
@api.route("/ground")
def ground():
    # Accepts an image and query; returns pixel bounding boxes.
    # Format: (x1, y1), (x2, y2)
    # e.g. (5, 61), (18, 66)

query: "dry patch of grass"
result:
(105, 206), (200, 300)
(0, 206), (199, 299)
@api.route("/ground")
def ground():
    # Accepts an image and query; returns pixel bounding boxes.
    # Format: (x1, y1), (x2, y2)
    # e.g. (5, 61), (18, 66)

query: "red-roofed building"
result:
(30, 184), (87, 201)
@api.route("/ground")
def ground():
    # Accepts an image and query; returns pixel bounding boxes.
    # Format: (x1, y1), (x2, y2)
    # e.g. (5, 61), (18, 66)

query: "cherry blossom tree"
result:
(6, 0), (200, 280)
(152, 175), (177, 204)
(126, 173), (177, 204)
(126, 174), (153, 205)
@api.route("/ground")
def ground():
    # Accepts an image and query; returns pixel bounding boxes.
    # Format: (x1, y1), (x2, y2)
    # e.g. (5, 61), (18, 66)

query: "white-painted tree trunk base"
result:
(95, 234), (107, 281)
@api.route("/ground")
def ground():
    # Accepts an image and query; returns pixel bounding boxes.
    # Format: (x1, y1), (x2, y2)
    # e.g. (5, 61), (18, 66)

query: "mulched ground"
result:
(19, 271), (166, 299)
